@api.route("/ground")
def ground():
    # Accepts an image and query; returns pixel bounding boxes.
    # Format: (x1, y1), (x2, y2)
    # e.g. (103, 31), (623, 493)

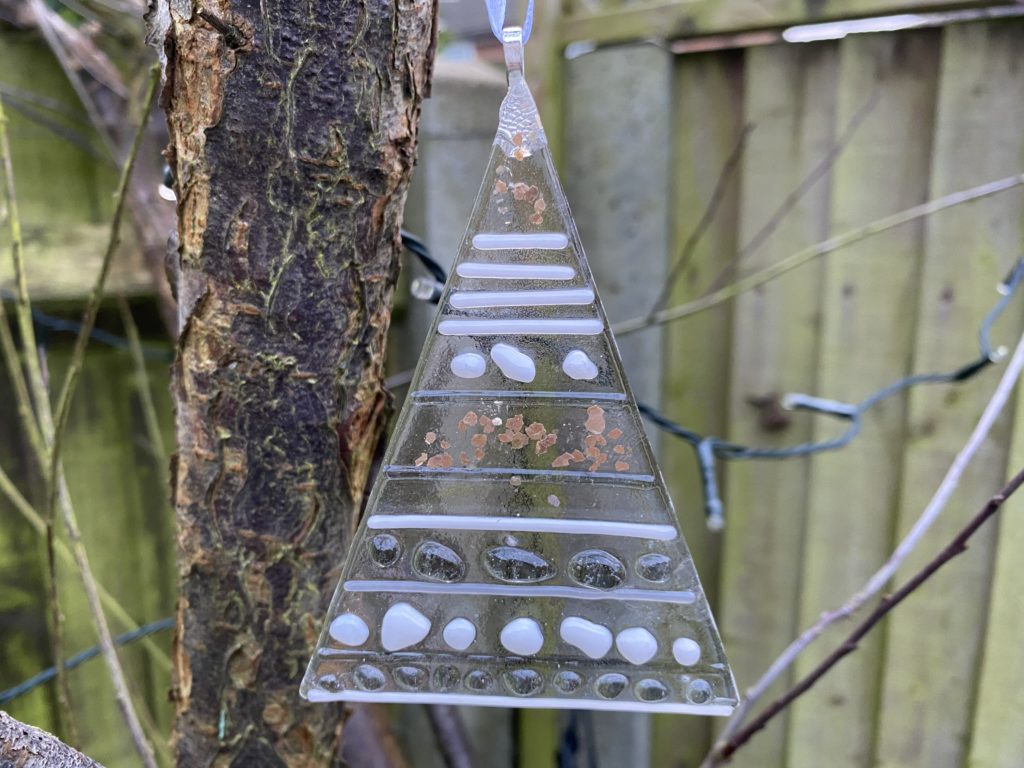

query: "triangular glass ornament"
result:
(301, 28), (737, 715)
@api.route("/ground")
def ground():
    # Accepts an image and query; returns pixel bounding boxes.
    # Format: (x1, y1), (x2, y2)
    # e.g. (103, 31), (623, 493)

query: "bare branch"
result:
(614, 173), (1024, 337)
(0, 710), (104, 768)
(702, 328), (1024, 768)
(427, 705), (476, 768)
(712, 463), (1024, 763)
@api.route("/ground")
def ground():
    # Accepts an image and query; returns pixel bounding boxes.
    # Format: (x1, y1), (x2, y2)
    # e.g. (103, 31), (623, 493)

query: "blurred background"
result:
(2, 1), (1024, 766)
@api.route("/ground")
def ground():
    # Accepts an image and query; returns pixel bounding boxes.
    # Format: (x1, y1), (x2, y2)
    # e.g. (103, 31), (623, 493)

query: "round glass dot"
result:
(553, 671), (582, 694)
(369, 534), (402, 567)
(503, 668), (543, 697)
(353, 664), (386, 692)
(595, 672), (628, 699)
(316, 673), (342, 693)
(433, 665), (461, 692)
(465, 670), (494, 692)
(686, 678), (713, 704)
(635, 679), (668, 702)
(636, 553), (672, 583)
(393, 666), (427, 691)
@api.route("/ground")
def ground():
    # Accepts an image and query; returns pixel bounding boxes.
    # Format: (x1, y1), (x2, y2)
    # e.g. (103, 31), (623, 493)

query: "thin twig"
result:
(32, 65), (163, 768)
(48, 64), (159, 514)
(0, 463), (172, 670)
(714, 464), (1024, 762)
(648, 122), (753, 314)
(614, 173), (1024, 337)
(704, 89), (880, 295)
(702, 328), (1024, 768)
(0, 96), (46, 456)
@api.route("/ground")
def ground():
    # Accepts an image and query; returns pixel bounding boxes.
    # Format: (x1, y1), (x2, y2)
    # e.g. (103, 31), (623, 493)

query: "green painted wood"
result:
(0, 352), (59, 735)
(785, 31), (941, 768)
(971, 361), (1024, 763)
(717, 41), (838, 768)
(48, 345), (175, 766)
(652, 47), (745, 768)
(873, 20), (1024, 768)
(559, 0), (1003, 44)
(0, 31), (147, 302)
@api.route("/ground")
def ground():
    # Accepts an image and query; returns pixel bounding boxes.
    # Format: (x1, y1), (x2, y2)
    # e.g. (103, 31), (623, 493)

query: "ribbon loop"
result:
(485, 0), (534, 43)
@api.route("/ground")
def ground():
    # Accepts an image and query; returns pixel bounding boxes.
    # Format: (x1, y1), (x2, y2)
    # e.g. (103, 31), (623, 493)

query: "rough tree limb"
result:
(0, 711), (104, 768)
(154, 0), (437, 764)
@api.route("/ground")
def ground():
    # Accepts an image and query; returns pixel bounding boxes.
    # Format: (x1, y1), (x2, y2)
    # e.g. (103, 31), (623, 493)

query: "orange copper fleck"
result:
(512, 133), (524, 146)
(459, 451), (471, 466)
(607, 427), (623, 440)
(427, 453), (453, 469)
(471, 434), (487, 448)
(552, 453), (573, 468)
(414, 452), (428, 467)
(498, 431), (513, 444)
(464, 411), (479, 426)
(425, 431), (437, 444)
(494, 179), (508, 193)
(529, 213), (544, 225)
(507, 414), (524, 432)
(526, 422), (546, 440)
(613, 445), (625, 454)
(584, 405), (606, 434)
(510, 433), (529, 449)
(614, 461), (630, 472)
(571, 449), (586, 462)
(474, 446), (485, 461)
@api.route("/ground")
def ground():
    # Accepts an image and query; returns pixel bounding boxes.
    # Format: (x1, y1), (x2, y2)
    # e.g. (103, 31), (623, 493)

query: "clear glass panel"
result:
(301, 28), (737, 715)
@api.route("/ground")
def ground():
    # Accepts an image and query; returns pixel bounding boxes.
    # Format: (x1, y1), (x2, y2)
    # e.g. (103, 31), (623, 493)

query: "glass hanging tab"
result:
(301, 27), (738, 715)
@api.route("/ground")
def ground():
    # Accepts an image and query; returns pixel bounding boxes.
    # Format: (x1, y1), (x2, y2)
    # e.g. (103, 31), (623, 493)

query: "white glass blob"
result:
(300, 28), (738, 715)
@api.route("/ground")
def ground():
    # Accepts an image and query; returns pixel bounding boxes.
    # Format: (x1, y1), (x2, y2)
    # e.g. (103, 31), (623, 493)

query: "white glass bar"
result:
(449, 288), (594, 309)
(472, 232), (569, 250)
(367, 514), (677, 541)
(307, 689), (734, 716)
(456, 262), (576, 280)
(344, 580), (696, 604)
(437, 318), (604, 336)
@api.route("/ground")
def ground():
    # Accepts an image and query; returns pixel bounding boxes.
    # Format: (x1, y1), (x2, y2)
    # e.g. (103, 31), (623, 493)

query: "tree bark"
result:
(0, 711), (104, 768)
(154, 1), (437, 764)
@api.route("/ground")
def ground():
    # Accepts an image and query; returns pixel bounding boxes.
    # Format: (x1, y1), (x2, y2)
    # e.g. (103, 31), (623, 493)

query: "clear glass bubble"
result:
(635, 678), (668, 702)
(353, 665), (386, 691)
(317, 673), (342, 693)
(569, 549), (626, 590)
(465, 670), (494, 692)
(503, 668), (543, 696)
(553, 671), (582, 694)
(433, 665), (462, 692)
(393, 666), (427, 691)
(484, 546), (555, 583)
(686, 678), (713, 704)
(595, 672), (628, 699)
(412, 541), (466, 582)
(369, 534), (402, 567)
(636, 553), (672, 582)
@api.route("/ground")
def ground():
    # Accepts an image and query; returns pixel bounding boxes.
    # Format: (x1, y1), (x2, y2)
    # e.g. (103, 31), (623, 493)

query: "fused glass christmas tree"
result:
(301, 27), (737, 715)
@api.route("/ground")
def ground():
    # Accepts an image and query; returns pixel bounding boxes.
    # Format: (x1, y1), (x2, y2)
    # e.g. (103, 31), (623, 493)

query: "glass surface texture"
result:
(301, 30), (738, 715)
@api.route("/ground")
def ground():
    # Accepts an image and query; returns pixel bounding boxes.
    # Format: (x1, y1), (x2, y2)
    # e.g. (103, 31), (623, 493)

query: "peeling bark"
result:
(154, 1), (437, 764)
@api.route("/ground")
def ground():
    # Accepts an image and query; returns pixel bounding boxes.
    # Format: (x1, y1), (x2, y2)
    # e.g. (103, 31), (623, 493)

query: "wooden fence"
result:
(521, 3), (1024, 767)
(3, 3), (1024, 767)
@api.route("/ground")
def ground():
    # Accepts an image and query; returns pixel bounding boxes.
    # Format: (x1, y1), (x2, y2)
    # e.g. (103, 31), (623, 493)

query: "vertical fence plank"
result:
(718, 42), (838, 768)
(874, 20), (1024, 768)
(49, 346), (176, 766)
(651, 47), (745, 768)
(562, 41), (673, 768)
(785, 31), (941, 768)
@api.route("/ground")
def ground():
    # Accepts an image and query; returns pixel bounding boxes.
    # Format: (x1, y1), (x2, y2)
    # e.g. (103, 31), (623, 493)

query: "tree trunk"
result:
(0, 711), (103, 768)
(153, 1), (437, 764)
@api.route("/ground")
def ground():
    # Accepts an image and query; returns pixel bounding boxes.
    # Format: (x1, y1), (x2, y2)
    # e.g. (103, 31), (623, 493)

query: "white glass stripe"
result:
(344, 580), (696, 604)
(367, 515), (678, 541)
(450, 288), (595, 309)
(472, 232), (569, 250)
(306, 689), (734, 716)
(456, 262), (576, 280)
(437, 318), (603, 336)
